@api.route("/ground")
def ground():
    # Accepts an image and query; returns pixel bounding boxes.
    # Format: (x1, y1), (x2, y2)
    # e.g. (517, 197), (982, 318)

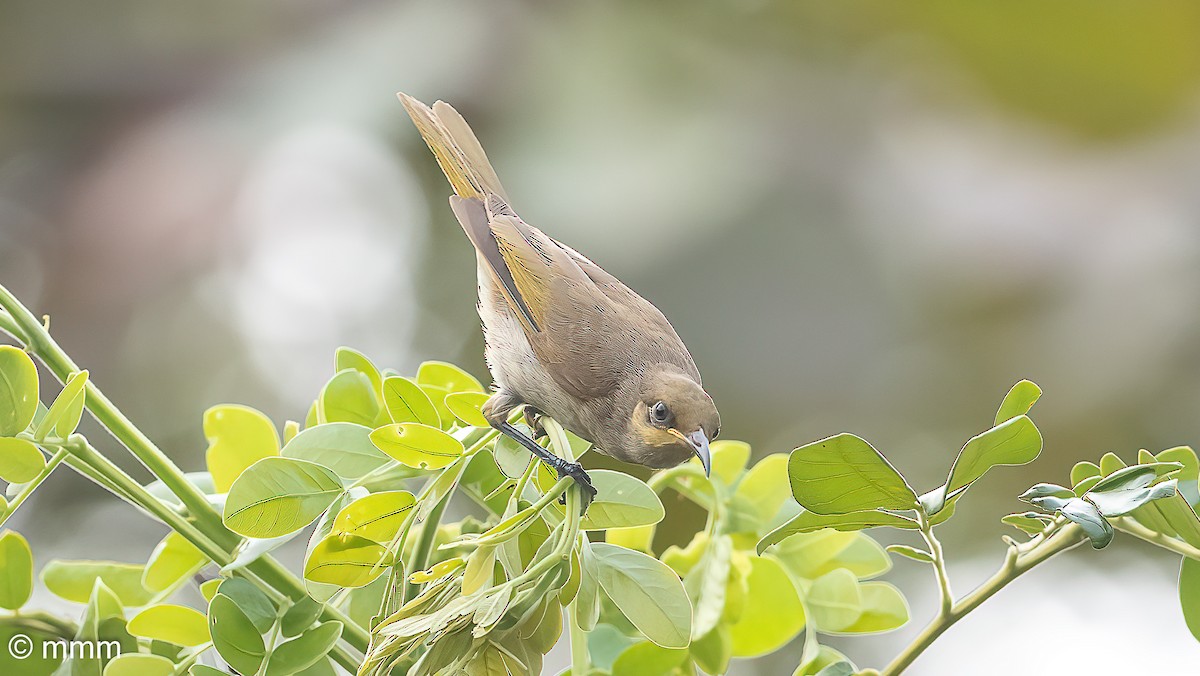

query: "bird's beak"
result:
(672, 428), (711, 477)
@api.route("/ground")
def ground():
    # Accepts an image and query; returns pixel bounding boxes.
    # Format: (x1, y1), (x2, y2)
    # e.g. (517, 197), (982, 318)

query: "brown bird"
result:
(398, 93), (720, 508)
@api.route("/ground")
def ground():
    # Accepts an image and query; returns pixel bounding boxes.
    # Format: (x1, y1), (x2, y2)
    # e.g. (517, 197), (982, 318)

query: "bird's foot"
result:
(523, 407), (547, 440)
(550, 458), (595, 514)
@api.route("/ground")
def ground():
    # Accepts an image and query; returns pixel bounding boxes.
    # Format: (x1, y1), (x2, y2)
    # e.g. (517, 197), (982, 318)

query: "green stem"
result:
(567, 566), (590, 675)
(1114, 518), (1200, 561)
(880, 524), (1086, 675)
(0, 284), (218, 529)
(0, 285), (371, 659)
(917, 514), (954, 617)
(0, 448), (68, 528)
(403, 490), (452, 603)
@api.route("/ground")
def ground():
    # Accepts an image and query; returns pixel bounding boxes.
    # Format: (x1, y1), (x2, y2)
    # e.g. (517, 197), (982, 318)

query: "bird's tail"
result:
(397, 93), (510, 203)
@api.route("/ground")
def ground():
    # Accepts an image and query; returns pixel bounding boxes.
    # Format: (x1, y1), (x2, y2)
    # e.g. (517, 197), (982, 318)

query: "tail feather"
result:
(397, 93), (509, 202)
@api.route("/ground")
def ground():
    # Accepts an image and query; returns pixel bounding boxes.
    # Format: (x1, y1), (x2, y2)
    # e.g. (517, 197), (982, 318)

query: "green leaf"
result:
(0, 530), (33, 610)
(1087, 479), (1177, 517)
(611, 641), (687, 676)
(1060, 498), (1114, 548)
(73, 579), (131, 676)
(788, 434), (918, 515)
(382, 376), (440, 427)
(416, 361), (483, 393)
(369, 423), (464, 470)
(886, 544), (934, 563)
(265, 621), (343, 676)
(937, 415), (1042, 509)
(1099, 451), (1127, 476)
(773, 530), (890, 582)
(1001, 512), (1053, 536)
(735, 453), (791, 525)
(331, 490), (415, 542)
(0, 346), (38, 436)
(1071, 461), (1102, 488)
(204, 404), (280, 493)
(0, 437), (45, 484)
(208, 594), (266, 675)
(757, 509), (917, 554)
(282, 422), (388, 480)
(689, 624), (732, 676)
(215, 578), (277, 633)
(304, 534), (393, 588)
(590, 543), (692, 649)
(189, 666), (230, 676)
(319, 369), (380, 426)
(796, 645), (855, 676)
(685, 534), (732, 640)
(127, 604), (209, 646)
(42, 560), (154, 607)
(709, 440), (751, 487)
(833, 582), (909, 634)
(444, 392), (491, 428)
(1179, 557), (1200, 643)
(35, 369), (88, 441)
(807, 568), (863, 632)
(1089, 462), (1180, 494)
(103, 654), (175, 676)
(729, 555), (805, 656)
(335, 347), (382, 396)
(281, 597), (325, 638)
(142, 532), (208, 593)
(579, 470), (665, 530)
(462, 545), (496, 595)
(223, 457), (345, 538)
(994, 379), (1041, 425)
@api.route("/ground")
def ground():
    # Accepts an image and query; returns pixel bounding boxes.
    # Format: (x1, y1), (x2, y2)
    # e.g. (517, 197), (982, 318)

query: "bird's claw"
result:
(555, 461), (596, 514)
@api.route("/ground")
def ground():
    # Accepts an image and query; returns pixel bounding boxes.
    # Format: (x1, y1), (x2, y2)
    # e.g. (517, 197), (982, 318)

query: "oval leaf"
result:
(208, 594), (266, 675)
(35, 369), (88, 441)
(304, 533), (393, 588)
(382, 376), (440, 427)
(591, 543), (692, 649)
(369, 423), (464, 470)
(729, 555), (805, 656)
(580, 470), (665, 530)
(444, 392), (491, 428)
(331, 490), (415, 543)
(282, 422), (388, 480)
(204, 404), (280, 493)
(994, 379), (1041, 425)
(128, 604), (209, 646)
(788, 434), (918, 515)
(0, 437), (46, 484)
(224, 457), (345, 538)
(0, 346), (38, 436)
(266, 621), (343, 676)
(0, 530), (33, 610)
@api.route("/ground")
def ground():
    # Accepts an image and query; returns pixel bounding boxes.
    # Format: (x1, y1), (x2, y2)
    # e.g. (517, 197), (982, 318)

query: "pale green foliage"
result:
(2, 293), (1198, 676)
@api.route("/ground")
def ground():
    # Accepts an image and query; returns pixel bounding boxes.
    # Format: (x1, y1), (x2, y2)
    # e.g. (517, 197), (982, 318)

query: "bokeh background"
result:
(4, 1), (1200, 672)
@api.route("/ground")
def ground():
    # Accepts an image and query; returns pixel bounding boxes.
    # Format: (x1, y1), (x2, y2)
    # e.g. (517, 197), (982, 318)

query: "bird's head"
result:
(629, 365), (720, 475)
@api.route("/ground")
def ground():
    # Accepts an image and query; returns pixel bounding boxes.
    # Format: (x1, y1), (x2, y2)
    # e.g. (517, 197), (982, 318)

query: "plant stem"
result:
(0, 448), (67, 528)
(1114, 518), (1200, 561)
(403, 490), (451, 603)
(881, 524), (1086, 675)
(0, 284), (217, 528)
(0, 284), (371, 660)
(917, 514), (954, 617)
(567, 556), (590, 675)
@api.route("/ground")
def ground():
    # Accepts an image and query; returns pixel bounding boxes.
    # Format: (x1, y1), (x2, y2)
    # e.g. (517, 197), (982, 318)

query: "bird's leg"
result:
(522, 406), (547, 440)
(484, 391), (595, 512)
(492, 420), (595, 513)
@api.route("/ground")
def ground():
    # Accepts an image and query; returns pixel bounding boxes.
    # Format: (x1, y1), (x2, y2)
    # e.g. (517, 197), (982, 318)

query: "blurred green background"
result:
(3, 1), (1200, 672)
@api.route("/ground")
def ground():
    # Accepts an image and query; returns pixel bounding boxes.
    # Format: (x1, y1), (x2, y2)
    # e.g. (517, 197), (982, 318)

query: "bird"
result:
(398, 93), (720, 510)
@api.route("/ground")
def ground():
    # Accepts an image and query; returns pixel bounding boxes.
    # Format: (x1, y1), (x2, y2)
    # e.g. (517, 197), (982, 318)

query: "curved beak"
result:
(673, 428), (711, 477)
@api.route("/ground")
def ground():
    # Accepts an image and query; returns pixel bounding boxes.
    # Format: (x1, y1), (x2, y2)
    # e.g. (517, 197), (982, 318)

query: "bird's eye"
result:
(651, 401), (670, 424)
(712, 426), (720, 440)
